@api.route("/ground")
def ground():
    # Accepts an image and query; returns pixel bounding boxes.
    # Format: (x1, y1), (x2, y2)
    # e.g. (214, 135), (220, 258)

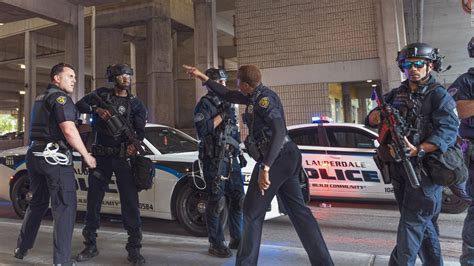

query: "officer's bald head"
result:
(237, 65), (261, 88)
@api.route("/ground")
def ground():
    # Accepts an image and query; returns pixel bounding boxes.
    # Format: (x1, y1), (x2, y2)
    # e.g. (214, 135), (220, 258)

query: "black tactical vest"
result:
(30, 87), (63, 141)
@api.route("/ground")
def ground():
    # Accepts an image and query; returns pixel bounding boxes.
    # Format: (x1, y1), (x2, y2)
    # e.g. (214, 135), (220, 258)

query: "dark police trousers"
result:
(17, 148), (77, 264)
(202, 157), (244, 244)
(84, 155), (142, 246)
(462, 155), (474, 265)
(389, 164), (443, 266)
(236, 141), (333, 266)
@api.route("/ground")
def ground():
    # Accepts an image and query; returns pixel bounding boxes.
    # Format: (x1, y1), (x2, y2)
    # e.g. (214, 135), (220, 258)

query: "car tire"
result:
(176, 184), (228, 237)
(11, 173), (31, 218)
(441, 186), (469, 214)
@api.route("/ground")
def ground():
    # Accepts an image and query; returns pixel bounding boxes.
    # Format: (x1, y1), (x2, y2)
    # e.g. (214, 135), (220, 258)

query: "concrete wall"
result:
(423, 0), (474, 85)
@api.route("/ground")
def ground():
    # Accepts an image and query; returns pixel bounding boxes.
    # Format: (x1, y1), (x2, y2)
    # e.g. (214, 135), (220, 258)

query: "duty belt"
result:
(92, 144), (126, 157)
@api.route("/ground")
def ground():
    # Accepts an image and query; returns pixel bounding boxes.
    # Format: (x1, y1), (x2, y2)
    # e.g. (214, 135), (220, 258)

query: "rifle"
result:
(90, 92), (145, 155)
(372, 86), (420, 189)
(216, 107), (240, 180)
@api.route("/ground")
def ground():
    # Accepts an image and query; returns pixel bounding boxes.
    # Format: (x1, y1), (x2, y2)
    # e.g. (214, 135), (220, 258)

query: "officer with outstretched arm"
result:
(183, 64), (333, 266)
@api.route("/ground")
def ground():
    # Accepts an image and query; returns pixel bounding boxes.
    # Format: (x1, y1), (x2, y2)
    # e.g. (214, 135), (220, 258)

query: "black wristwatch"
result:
(417, 145), (426, 158)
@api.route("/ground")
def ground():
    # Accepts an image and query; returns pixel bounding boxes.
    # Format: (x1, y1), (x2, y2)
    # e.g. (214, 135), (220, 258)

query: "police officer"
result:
(366, 43), (459, 265)
(13, 63), (97, 265)
(194, 68), (245, 257)
(184, 64), (334, 266)
(75, 64), (147, 265)
(450, 37), (474, 266)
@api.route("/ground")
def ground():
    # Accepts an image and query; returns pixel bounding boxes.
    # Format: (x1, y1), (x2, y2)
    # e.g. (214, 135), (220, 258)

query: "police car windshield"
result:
(145, 126), (198, 154)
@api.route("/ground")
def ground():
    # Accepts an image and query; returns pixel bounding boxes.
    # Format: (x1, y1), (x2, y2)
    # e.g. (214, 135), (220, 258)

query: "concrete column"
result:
(132, 39), (147, 101)
(342, 84), (352, 123)
(18, 94), (24, 133)
(358, 98), (367, 124)
(146, 14), (173, 125)
(64, 4), (85, 101)
(24, 31), (37, 144)
(176, 31), (196, 130)
(193, 0), (218, 102)
(94, 27), (123, 89)
(375, 0), (406, 92)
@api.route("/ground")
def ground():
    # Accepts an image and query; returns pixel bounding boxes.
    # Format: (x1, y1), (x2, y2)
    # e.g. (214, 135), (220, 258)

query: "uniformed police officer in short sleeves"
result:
(450, 37), (474, 266)
(13, 63), (96, 265)
(183, 64), (333, 266)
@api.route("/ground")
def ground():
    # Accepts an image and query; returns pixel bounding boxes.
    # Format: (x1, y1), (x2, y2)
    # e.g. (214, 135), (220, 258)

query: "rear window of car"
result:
(145, 127), (198, 154)
(325, 126), (376, 148)
(288, 127), (322, 146)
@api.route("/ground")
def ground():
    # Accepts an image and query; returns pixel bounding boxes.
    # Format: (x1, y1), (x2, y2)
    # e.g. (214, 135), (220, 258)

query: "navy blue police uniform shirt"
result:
(381, 77), (459, 152)
(35, 84), (78, 142)
(450, 68), (474, 139)
(204, 80), (288, 167)
(194, 93), (219, 141)
(76, 87), (147, 147)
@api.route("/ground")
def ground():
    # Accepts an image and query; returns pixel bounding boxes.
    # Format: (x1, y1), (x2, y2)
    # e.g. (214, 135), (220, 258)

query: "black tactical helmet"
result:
(396, 43), (445, 72)
(205, 68), (229, 81)
(106, 63), (134, 82)
(468, 37), (474, 58)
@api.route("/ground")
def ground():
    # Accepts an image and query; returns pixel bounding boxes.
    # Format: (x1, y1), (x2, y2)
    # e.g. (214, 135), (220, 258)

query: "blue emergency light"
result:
(311, 116), (333, 123)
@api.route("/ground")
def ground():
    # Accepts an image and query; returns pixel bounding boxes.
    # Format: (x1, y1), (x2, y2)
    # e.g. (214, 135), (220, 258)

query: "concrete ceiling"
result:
(0, 0), (124, 24)
(0, 0), (236, 111)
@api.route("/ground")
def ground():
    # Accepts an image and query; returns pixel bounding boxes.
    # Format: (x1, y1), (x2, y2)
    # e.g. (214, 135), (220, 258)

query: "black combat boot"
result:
(208, 242), (232, 258)
(13, 247), (28, 259)
(126, 247), (146, 265)
(126, 230), (145, 265)
(76, 228), (99, 262)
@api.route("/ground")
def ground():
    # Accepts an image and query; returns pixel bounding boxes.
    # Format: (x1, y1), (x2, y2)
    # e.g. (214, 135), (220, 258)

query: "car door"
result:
(288, 125), (329, 196)
(321, 125), (392, 200)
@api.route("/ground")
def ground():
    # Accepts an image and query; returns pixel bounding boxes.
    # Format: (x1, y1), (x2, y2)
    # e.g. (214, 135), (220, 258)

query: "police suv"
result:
(288, 116), (468, 214)
(0, 124), (283, 236)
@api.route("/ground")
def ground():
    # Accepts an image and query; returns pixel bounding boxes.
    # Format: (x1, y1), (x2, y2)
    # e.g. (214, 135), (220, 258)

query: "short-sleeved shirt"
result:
(450, 68), (474, 138)
(30, 84), (78, 142)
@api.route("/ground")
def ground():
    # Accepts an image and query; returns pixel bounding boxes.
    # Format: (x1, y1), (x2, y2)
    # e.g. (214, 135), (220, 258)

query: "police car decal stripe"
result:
(152, 161), (194, 178)
(155, 164), (182, 178)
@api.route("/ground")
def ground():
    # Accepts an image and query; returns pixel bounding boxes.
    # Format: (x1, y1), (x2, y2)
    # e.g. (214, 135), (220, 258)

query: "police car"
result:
(288, 116), (469, 214)
(0, 124), (284, 236)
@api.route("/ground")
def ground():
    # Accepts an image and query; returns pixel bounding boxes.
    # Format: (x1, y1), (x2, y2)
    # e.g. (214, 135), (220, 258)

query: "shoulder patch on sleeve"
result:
(56, 95), (67, 105)
(194, 113), (205, 122)
(447, 87), (458, 97)
(258, 97), (270, 108)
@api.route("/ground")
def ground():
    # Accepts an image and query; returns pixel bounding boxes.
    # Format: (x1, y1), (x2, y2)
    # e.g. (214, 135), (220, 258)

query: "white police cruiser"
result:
(0, 124), (283, 236)
(288, 116), (468, 214)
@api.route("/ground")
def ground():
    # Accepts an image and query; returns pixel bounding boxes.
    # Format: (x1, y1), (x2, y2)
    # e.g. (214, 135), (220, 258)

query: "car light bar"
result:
(311, 116), (333, 123)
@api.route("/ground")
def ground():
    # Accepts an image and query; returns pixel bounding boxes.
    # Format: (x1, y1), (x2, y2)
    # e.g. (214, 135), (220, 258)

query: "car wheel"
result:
(441, 186), (469, 214)
(176, 184), (228, 237)
(11, 173), (32, 218)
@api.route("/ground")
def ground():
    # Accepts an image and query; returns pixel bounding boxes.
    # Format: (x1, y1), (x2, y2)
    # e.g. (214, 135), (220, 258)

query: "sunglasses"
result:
(401, 60), (427, 70)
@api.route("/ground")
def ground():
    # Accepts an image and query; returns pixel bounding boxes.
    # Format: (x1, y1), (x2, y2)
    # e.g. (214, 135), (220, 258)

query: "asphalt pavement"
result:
(0, 217), (461, 266)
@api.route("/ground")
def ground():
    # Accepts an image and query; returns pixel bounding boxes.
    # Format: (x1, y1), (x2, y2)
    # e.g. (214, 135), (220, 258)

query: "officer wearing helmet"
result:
(366, 43), (459, 265)
(75, 63), (148, 265)
(193, 68), (245, 258)
(450, 37), (474, 265)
